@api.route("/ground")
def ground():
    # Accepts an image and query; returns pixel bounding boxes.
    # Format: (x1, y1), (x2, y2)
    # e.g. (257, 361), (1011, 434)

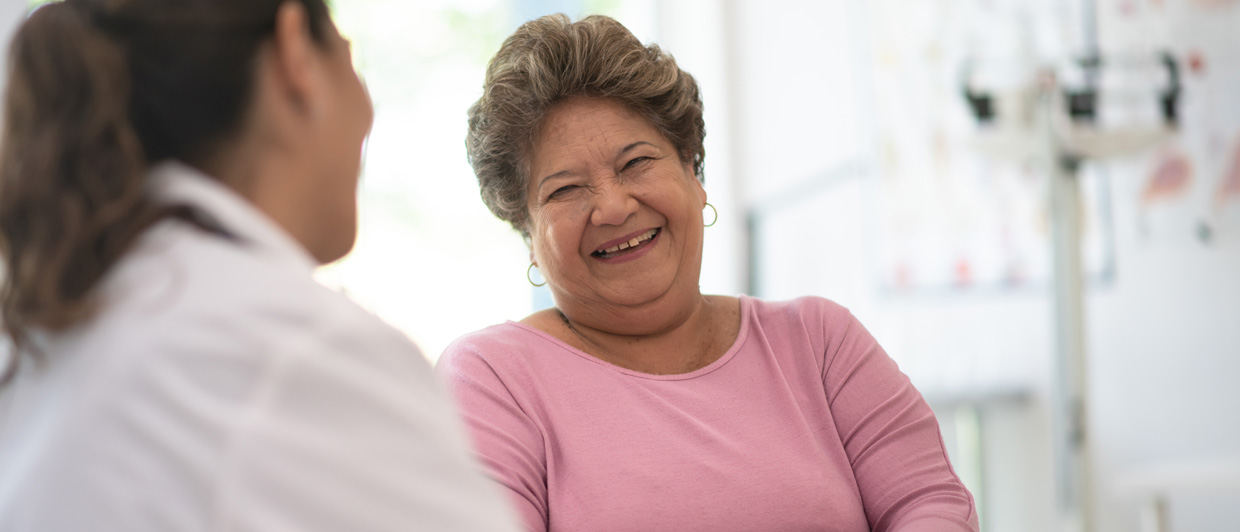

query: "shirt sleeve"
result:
(436, 339), (550, 532)
(215, 316), (520, 532)
(820, 307), (979, 532)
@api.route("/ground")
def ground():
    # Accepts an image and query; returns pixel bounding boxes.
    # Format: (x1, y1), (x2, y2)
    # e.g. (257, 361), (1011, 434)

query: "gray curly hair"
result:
(465, 14), (706, 237)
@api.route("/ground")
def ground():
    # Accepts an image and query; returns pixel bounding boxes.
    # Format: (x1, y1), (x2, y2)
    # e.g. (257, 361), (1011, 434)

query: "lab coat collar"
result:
(147, 161), (319, 274)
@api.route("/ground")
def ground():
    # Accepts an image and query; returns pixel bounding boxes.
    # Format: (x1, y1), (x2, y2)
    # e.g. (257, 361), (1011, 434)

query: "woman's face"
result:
(306, 21), (373, 263)
(527, 96), (707, 331)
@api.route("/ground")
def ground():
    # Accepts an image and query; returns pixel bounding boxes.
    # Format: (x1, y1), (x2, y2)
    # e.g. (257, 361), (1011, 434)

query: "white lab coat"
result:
(0, 162), (517, 532)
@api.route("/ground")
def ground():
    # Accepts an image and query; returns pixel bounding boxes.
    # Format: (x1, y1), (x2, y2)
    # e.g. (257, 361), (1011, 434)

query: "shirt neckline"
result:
(503, 295), (753, 381)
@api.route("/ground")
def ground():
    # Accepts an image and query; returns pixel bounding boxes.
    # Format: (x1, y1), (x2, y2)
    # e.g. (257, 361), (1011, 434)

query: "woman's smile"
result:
(591, 227), (660, 262)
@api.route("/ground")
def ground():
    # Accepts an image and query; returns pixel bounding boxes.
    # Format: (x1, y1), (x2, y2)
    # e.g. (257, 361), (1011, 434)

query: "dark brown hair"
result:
(0, 0), (332, 382)
(465, 14), (706, 237)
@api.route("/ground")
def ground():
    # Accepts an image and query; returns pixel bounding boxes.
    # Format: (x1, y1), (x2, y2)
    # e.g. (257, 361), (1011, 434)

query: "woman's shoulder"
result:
(438, 320), (550, 370)
(737, 296), (875, 377)
(124, 221), (334, 303)
(741, 295), (854, 331)
(104, 220), (414, 363)
(435, 320), (574, 407)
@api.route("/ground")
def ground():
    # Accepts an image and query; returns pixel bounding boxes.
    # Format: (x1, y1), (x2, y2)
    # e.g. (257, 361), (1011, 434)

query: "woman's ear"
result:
(266, 1), (320, 118)
(687, 163), (707, 205)
(521, 230), (535, 266)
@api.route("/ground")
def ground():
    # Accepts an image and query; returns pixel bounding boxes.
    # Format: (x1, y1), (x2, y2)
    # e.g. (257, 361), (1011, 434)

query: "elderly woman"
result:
(438, 14), (978, 532)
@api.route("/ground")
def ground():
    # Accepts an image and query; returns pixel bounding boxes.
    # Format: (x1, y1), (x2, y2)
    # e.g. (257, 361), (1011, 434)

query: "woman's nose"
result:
(589, 181), (638, 226)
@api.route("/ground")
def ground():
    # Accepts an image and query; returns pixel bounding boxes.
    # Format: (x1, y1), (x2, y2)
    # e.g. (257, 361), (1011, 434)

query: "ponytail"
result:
(0, 2), (170, 379)
(0, 0), (336, 384)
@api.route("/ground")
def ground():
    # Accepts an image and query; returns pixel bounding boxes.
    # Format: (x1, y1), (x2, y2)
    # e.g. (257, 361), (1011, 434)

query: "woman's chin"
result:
(558, 278), (698, 323)
(309, 230), (357, 265)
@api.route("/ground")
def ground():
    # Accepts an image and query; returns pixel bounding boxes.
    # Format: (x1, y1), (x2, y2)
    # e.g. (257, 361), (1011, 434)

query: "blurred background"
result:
(7, 0), (1239, 530)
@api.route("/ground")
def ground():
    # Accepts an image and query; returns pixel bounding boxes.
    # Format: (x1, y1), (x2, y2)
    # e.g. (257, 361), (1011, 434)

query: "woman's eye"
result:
(623, 156), (651, 170)
(548, 185), (577, 199)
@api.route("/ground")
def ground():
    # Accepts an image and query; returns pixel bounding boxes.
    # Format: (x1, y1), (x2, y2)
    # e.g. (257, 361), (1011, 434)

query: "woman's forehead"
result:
(535, 98), (664, 154)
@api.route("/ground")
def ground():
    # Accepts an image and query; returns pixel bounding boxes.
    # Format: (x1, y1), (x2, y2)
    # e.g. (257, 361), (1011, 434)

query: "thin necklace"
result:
(555, 308), (582, 338)
(556, 308), (608, 360)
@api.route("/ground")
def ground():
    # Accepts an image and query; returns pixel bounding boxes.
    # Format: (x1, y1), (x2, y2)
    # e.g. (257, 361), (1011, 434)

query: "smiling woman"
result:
(438, 13), (980, 532)
(526, 96), (710, 344)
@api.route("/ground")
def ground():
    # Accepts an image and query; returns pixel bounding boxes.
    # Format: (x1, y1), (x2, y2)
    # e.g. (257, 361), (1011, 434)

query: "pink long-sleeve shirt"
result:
(437, 296), (978, 532)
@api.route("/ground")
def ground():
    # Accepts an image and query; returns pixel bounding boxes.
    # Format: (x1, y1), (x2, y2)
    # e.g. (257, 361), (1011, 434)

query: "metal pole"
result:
(1041, 83), (1094, 532)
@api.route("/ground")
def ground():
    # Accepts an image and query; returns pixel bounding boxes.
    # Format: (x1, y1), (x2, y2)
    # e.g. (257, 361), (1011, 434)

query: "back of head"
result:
(0, 0), (331, 379)
(465, 14), (706, 237)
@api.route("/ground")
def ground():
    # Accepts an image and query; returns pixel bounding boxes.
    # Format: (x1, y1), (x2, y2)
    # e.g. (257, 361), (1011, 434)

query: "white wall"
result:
(653, 0), (744, 295)
(1088, 155), (1240, 532)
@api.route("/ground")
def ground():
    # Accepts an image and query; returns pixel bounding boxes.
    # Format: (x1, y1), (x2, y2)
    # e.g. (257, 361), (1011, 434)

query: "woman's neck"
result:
(528, 294), (740, 375)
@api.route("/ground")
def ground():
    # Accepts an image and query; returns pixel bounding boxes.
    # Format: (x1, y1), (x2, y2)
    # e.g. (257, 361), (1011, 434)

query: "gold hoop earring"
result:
(703, 202), (718, 227)
(526, 263), (547, 287)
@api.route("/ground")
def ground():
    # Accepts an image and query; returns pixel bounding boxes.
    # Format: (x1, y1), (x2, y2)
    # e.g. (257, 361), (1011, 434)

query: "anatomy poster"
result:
(864, 0), (1112, 293)
(1115, 0), (1240, 241)
(863, 0), (1240, 294)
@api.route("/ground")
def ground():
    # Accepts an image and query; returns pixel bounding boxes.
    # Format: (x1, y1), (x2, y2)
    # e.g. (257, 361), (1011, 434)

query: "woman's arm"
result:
(821, 309), (979, 532)
(437, 339), (550, 532)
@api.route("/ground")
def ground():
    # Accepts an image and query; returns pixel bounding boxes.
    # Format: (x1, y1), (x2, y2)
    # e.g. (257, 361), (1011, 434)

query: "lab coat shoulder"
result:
(26, 221), (518, 532)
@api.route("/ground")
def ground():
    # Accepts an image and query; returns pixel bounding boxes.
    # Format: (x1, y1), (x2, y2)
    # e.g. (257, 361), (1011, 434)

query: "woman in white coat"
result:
(0, 1), (516, 531)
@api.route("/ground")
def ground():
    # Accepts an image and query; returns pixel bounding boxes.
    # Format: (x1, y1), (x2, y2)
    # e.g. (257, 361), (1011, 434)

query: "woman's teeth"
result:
(596, 229), (658, 256)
